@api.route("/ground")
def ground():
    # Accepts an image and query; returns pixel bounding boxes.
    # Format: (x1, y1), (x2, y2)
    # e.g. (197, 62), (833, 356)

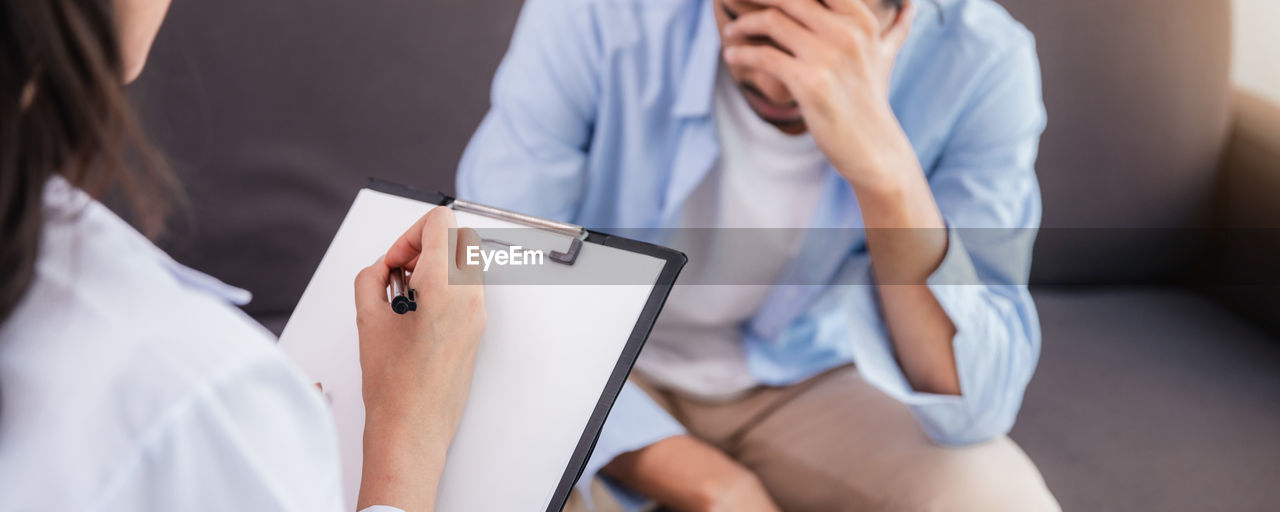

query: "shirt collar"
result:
(672, 0), (721, 119)
(153, 253), (254, 306)
(43, 176), (254, 307)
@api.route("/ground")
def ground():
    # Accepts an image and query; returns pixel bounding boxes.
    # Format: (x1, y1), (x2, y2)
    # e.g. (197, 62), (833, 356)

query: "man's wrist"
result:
(846, 164), (918, 223)
(835, 140), (919, 200)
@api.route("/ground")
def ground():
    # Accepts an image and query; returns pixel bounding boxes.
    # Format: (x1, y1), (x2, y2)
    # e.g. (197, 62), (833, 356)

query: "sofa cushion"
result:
(1015, 288), (1280, 511)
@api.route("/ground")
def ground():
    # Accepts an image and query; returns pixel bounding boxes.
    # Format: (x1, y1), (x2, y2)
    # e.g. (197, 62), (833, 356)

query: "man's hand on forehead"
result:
(721, 0), (918, 187)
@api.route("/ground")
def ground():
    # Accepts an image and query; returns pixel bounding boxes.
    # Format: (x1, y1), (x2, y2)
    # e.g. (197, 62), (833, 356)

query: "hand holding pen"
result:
(388, 267), (416, 314)
(351, 206), (486, 511)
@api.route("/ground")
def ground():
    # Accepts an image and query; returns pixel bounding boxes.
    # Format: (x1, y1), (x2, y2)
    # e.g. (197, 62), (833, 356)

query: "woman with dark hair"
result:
(0, 1), (486, 511)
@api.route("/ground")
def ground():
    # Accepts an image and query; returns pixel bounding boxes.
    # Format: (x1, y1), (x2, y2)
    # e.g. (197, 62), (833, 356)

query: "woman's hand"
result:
(353, 206), (486, 512)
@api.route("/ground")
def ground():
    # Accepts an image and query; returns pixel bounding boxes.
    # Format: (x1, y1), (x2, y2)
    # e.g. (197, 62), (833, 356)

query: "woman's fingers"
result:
(412, 206), (457, 289)
(453, 227), (485, 285)
(354, 257), (392, 315)
(382, 206), (457, 282)
(381, 207), (485, 291)
(383, 211), (434, 272)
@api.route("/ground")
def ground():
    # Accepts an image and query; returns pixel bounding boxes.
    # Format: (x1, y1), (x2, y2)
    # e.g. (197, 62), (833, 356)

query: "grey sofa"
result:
(132, 0), (1280, 509)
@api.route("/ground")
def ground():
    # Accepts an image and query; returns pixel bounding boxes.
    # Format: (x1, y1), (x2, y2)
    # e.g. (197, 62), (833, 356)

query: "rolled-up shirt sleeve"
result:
(842, 30), (1047, 445)
(851, 225), (1042, 445)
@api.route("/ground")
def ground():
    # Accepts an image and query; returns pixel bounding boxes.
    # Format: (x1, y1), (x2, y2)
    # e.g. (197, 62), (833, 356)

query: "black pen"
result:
(388, 267), (416, 314)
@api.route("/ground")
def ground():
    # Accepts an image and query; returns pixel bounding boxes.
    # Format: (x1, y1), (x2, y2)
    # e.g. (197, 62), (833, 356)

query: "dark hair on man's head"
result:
(1, 0), (177, 323)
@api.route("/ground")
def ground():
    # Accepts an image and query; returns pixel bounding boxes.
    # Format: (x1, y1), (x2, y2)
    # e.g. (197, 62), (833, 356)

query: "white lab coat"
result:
(0, 179), (397, 512)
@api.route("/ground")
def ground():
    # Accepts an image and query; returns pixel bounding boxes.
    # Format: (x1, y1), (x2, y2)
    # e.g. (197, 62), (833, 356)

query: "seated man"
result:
(458, 0), (1058, 509)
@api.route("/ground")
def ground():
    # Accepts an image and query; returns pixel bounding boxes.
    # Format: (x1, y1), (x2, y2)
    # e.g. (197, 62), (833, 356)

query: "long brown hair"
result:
(1, 0), (177, 323)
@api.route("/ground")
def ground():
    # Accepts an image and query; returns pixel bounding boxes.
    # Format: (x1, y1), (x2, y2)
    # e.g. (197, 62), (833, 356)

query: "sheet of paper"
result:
(278, 188), (665, 511)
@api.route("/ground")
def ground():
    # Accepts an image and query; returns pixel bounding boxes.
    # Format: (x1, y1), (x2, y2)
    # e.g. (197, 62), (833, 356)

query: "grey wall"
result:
(132, 0), (526, 328)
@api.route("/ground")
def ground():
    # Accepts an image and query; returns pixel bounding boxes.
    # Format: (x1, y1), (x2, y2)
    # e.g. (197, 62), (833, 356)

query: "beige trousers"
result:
(565, 365), (1059, 512)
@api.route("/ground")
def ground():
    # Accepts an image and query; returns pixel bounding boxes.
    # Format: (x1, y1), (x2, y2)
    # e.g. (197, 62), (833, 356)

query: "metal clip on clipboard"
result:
(448, 198), (586, 266)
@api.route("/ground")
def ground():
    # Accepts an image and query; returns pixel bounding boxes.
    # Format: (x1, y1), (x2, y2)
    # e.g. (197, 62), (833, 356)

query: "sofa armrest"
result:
(1198, 89), (1280, 338)
(1217, 90), (1280, 228)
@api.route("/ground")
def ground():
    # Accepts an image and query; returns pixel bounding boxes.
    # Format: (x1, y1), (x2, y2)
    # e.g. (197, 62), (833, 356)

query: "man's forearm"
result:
(852, 161), (962, 396)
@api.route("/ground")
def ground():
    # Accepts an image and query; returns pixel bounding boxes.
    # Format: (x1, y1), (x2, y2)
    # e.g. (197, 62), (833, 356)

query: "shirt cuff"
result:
(925, 225), (987, 328)
(849, 226), (980, 441)
(923, 226), (1039, 444)
(575, 381), (686, 510)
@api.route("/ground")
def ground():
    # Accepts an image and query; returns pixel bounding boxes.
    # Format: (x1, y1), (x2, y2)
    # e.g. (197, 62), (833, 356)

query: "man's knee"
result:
(886, 438), (1060, 512)
(752, 436), (1058, 512)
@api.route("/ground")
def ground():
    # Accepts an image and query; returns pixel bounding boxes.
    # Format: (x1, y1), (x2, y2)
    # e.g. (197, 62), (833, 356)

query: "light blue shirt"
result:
(458, 0), (1046, 502)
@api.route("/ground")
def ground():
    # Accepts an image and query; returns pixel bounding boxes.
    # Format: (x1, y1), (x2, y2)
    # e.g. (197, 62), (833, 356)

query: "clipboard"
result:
(277, 179), (686, 511)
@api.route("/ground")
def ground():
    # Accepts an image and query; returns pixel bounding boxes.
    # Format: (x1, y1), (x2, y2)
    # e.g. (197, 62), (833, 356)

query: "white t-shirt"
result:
(0, 179), (397, 512)
(634, 66), (830, 400)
